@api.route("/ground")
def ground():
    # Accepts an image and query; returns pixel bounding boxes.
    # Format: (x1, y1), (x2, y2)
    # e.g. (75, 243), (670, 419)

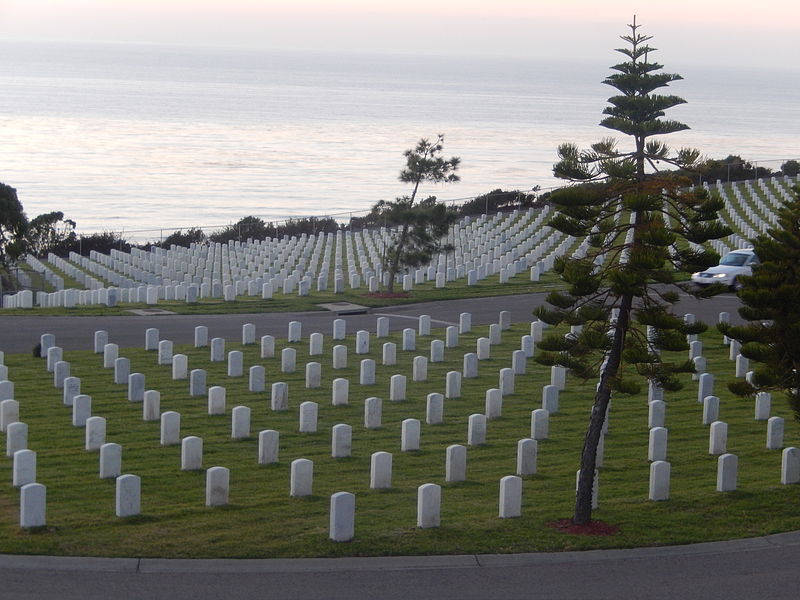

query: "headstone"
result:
(94, 330), (108, 354)
(717, 453), (738, 492)
(468, 413), (487, 446)
(648, 427), (668, 461)
(462, 353), (478, 379)
(420, 392), (443, 425)
(531, 409), (549, 440)
(258, 430), (279, 464)
(697, 373), (714, 403)
(376, 316), (389, 338)
(333, 344), (348, 369)
(332, 424), (352, 458)
(207, 337), (224, 362)
(511, 350), (526, 376)
(157, 340), (173, 366)
(85, 416), (106, 451)
(114, 357), (130, 385)
(290, 458), (313, 497)
(411, 356), (428, 381)
(181, 436), (203, 470)
(288, 320), (302, 342)
(160, 411), (181, 446)
(242, 323), (256, 345)
(485, 388), (502, 420)
(189, 369), (207, 397)
(53, 361), (70, 389)
(516, 438), (538, 476)
(649, 460), (671, 501)
(729, 339), (741, 361)
(401, 418), (420, 451)
(709, 421), (728, 455)
(20, 483), (46, 528)
(99, 443), (122, 479)
(755, 391), (772, 421)
(116, 474), (141, 517)
(271, 382), (288, 411)
(364, 396), (382, 429)
(355, 330), (370, 354)
(417, 483), (441, 528)
(542, 385), (559, 413)
(281, 348), (297, 373)
(145, 328), (159, 351)
(309, 332), (324, 356)
(767, 416), (785, 450)
(142, 390), (160, 421)
(521, 335), (534, 358)
(12, 449), (36, 487)
(476, 337), (491, 360)
(208, 386), (226, 415)
(648, 400), (666, 429)
(781, 447), (800, 485)
(445, 444), (467, 482)
(103, 343), (119, 368)
(172, 354), (188, 380)
(249, 365), (265, 392)
(0, 399), (20, 432)
(499, 475), (522, 518)
(530, 320), (544, 343)
(40, 333), (55, 357)
(329, 492), (355, 542)
(206, 466), (230, 507)
(227, 351), (243, 377)
(402, 328), (416, 351)
(489, 323), (502, 345)
(551, 365), (566, 390)
(299, 401), (318, 433)
(261, 335), (275, 359)
(370, 451), (392, 489)
(360, 359), (376, 385)
(72, 395), (91, 427)
(459, 312), (472, 334)
(330, 377), (349, 406)
(333, 318), (346, 340)
(735, 354), (749, 378)
(446, 326), (458, 348)
(390, 374), (407, 401)
(382, 342), (396, 366)
(445, 371), (461, 399)
(231, 405), (251, 439)
(499, 310), (512, 331)
(46, 346), (62, 372)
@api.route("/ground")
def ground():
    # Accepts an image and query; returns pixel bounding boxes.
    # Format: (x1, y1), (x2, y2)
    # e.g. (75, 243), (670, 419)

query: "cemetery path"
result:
(1, 530), (799, 599)
(0, 292), (745, 355)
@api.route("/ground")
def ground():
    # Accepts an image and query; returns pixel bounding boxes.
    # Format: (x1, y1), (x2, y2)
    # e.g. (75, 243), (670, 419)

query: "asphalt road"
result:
(1, 531), (799, 600)
(0, 292), (745, 355)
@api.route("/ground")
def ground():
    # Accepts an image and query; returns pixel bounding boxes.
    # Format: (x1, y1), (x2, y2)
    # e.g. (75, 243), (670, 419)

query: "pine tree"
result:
(381, 135), (460, 293)
(538, 17), (730, 525)
(719, 185), (800, 418)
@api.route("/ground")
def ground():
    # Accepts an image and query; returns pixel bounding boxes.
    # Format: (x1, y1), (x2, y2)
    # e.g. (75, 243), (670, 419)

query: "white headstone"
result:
(709, 421), (728, 455)
(290, 458), (313, 497)
(20, 483), (46, 528)
(402, 328), (416, 351)
(468, 413), (487, 446)
(332, 423), (352, 458)
(781, 447), (800, 485)
(116, 474), (141, 517)
(360, 359), (376, 385)
(445, 444), (466, 482)
(208, 386), (226, 415)
(85, 416), (106, 451)
(145, 328), (159, 351)
(103, 343), (119, 368)
(445, 371), (461, 399)
(767, 416), (785, 450)
(649, 460), (671, 501)
(271, 382), (288, 411)
(99, 442), (122, 479)
(476, 337), (491, 360)
(309, 332), (324, 356)
(530, 409), (549, 440)
(499, 475), (522, 518)
(160, 411), (181, 446)
(206, 466), (230, 506)
(12, 449), (36, 487)
(329, 491), (355, 542)
(417, 483), (441, 528)
(258, 430), (279, 464)
(463, 353), (478, 379)
(459, 312), (472, 334)
(697, 373), (714, 403)
(181, 436), (203, 470)
(299, 401), (318, 433)
(72, 395), (91, 427)
(288, 320), (302, 342)
(261, 335), (275, 359)
(189, 369), (206, 397)
(717, 453), (738, 492)
(485, 388), (502, 420)
(364, 396), (382, 429)
(401, 418), (420, 452)
(231, 405), (251, 439)
(516, 438), (538, 476)
(755, 391), (771, 421)
(648, 427), (668, 461)
(210, 337), (225, 362)
(702, 395), (720, 425)
(333, 344), (348, 369)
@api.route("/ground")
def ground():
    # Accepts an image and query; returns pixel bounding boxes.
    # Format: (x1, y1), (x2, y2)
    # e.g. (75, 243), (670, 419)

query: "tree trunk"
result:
(573, 292), (633, 524)
(386, 223), (411, 294)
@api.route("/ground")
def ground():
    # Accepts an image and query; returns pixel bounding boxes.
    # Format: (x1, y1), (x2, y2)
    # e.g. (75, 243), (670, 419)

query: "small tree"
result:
(719, 185), (800, 419)
(162, 227), (206, 249)
(537, 17), (730, 525)
(0, 183), (27, 288)
(210, 216), (270, 244)
(381, 135), (460, 292)
(25, 211), (77, 257)
(781, 160), (799, 177)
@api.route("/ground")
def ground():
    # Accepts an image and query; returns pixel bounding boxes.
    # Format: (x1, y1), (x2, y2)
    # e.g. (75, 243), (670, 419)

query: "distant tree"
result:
(25, 211), (77, 257)
(458, 188), (541, 217)
(381, 135), (460, 293)
(538, 17), (729, 525)
(781, 159), (799, 177)
(719, 185), (800, 420)
(72, 231), (131, 256)
(161, 227), (206, 249)
(696, 155), (773, 183)
(209, 216), (270, 244)
(0, 182), (27, 288)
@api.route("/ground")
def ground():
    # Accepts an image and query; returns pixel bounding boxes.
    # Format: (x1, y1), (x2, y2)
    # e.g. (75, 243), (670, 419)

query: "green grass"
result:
(1, 322), (799, 558)
(0, 272), (565, 316)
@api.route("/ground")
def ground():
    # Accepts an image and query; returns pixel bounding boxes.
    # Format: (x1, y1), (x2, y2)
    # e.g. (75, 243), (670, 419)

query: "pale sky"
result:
(2, 0), (799, 68)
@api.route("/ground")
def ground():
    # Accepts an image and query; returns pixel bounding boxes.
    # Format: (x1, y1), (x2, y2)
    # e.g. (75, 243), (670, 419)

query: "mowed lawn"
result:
(1, 319), (799, 558)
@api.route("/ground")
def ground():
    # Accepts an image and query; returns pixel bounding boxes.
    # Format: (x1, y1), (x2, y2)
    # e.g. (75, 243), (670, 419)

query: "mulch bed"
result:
(547, 519), (620, 536)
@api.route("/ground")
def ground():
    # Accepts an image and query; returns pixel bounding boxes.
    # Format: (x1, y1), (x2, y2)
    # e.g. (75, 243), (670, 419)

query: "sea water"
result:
(1, 41), (798, 241)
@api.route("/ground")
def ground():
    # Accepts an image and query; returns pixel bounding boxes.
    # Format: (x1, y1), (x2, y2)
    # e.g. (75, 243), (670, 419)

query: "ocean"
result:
(1, 41), (798, 242)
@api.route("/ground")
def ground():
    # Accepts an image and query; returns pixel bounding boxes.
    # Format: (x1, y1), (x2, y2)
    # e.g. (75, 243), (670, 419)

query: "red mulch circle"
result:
(547, 519), (620, 536)
(364, 292), (411, 298)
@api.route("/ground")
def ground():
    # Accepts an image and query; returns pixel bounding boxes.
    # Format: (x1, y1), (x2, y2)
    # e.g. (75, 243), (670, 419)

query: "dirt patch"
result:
(547, 519), (620, 536)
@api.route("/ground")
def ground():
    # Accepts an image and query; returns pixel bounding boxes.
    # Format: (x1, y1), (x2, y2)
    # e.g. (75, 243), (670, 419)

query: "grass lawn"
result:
(1, 320), (798, 558)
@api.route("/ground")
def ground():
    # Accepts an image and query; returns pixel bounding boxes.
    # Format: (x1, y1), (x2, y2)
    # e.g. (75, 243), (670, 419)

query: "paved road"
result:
(1, 531), (798, 600)
(0, 292), (744, 355)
